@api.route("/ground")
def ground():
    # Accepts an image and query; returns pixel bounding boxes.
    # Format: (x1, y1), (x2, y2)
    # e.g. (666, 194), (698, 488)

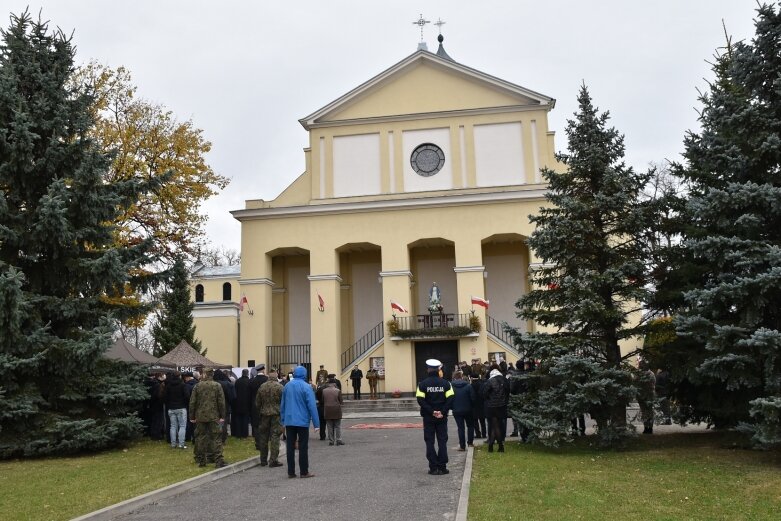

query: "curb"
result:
(455, 444), (475, 521)
(71, 452), (270, 521)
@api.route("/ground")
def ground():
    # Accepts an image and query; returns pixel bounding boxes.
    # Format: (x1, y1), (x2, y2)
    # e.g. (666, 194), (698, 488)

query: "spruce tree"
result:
(152, 257), (203, 356)
(674, 4), (781, 446)
(0, 12), (158, 458)
(510, 86), (653, 446)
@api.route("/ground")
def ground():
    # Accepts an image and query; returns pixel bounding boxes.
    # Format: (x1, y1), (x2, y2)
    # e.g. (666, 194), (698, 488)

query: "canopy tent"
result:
(157, 340), (231, 372)
(105, 338), (176, 371)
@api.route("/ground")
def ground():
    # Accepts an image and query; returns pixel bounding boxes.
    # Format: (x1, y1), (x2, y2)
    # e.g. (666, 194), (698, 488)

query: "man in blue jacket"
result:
(280, 365), (320, 478)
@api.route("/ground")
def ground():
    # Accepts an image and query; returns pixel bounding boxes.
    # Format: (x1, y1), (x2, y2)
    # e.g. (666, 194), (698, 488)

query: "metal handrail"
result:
(341, 321), (384, 371)
(486, 315), (519, 352)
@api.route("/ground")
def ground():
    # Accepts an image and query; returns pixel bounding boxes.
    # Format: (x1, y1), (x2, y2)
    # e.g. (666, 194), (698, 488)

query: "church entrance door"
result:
(414, 340), (459, 384)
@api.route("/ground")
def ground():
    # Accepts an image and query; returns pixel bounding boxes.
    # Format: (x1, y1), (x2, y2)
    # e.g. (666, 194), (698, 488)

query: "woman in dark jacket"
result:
(481, 365), (510, 452)
(450, 371), (475, 451)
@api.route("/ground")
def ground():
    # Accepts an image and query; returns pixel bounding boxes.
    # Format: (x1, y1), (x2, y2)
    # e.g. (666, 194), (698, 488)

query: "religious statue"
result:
(428, 282), (443, 314)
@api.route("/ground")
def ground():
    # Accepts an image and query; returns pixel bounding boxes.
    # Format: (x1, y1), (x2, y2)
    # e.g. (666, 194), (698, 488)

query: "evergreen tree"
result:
(510, 86), (653, 446)
(0, 12), (158, 458)
(674, 4), (781, 446)
(152, 257), (203, 356)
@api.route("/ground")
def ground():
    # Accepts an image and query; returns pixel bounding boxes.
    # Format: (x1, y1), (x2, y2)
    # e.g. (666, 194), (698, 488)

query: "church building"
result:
(191, 33), (564, 394)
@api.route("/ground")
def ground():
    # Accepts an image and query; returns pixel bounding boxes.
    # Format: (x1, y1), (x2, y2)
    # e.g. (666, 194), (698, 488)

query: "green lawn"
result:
(3, 431), (780, 521)
(0, 437), (258, 521)
(469, 432), (781, 521)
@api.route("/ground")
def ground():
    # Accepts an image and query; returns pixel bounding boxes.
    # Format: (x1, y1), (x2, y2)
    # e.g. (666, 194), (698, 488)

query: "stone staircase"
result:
(341, 398), (419, 414)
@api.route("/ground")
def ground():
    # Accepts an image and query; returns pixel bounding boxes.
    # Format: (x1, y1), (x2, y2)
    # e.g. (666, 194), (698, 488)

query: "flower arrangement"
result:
(386, 318), (400, 336)
(469, 314), (482, 333)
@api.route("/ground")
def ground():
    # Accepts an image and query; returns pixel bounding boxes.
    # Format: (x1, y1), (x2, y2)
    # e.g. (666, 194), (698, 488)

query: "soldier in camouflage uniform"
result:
(315, 365), (329, 386)
(255, 369), (284, 467)
(366, 367), (380, 399)
(189, 368), (227, 468)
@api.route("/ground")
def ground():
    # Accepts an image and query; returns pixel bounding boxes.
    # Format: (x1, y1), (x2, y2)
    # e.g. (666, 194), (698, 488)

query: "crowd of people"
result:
(143, 355), (672, 477)
(141, 364), (342, 476)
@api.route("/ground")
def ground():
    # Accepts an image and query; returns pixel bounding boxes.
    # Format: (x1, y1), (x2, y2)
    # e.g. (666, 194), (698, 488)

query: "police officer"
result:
(416, 359), (455, 475)
(189, 368), (227, 468)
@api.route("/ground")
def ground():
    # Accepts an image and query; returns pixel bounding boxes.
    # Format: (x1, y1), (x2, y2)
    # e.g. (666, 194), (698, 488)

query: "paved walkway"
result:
(98, 412), (708, 521)
(115, 417), (467, 521)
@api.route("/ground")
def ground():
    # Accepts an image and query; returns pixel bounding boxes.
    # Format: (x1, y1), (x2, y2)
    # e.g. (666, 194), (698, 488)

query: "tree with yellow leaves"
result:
(73, 63), (229, 263)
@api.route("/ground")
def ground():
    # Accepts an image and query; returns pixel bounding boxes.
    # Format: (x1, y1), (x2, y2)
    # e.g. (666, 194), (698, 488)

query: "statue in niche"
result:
(428, 282), (443, 314)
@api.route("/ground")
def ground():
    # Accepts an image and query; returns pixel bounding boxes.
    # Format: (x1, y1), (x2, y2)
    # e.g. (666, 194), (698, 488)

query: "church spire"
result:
(434, 18), (454, 62)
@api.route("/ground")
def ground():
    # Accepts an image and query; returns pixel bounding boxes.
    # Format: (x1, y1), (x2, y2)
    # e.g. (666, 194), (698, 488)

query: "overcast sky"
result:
(9, 1), (762, 253)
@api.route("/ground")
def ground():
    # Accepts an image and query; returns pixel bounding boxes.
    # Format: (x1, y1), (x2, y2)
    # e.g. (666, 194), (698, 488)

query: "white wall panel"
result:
(333, 133), (381, 197)
(474, 122), (525, 187)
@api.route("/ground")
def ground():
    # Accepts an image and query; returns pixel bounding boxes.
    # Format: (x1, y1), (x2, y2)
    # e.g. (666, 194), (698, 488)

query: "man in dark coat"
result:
(416, 359), (455, 475)
(315, 381), (327, 441)
(249, 365), (268, 448)
(349, 366), (363, 400)
(145, 373), (166, 440)
(213, 369), (236, 442)
(183, 372), (198, 442)
(470, 376), (486, 438)
(163, 371), (189, 448)
(233, 369), (252, 438)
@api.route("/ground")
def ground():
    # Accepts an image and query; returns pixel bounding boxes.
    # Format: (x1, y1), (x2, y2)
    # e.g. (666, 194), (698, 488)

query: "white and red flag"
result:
(471, 296), (489, 309)
(239, 294), (249, 312)
(390, 300), (408, 314)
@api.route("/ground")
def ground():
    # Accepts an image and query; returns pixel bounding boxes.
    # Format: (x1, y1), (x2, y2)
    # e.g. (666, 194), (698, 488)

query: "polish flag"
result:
(318, 293), (325, 310)
(390, 300), (408, 314)
(471, 296), (489, 309)
(239, 294), (249, 312)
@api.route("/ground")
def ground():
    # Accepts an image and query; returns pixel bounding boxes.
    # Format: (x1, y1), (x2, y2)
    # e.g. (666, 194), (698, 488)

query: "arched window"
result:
(195, 284), (204, 303)
(222, 282), (232, 301)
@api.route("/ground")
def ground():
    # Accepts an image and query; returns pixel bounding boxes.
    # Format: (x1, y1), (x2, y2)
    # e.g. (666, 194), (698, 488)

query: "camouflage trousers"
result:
(194, 422), (224, 466)
(257, 414), (282, 463)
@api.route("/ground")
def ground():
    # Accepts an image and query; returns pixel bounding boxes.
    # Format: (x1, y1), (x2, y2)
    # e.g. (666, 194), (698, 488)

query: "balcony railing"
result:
(390, 313), (477, 339)
(266, 344), (311, 376)
(341, 321), (384, 371)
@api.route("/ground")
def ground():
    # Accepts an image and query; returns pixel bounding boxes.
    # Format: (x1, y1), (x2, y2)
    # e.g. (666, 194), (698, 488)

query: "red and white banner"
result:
(471, 296), (489, 309)
(390, 300), (408, 314)
(239, 294), (249, 312)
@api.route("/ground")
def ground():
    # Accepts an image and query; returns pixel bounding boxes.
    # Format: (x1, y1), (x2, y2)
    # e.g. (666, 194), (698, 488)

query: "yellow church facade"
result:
(192, 42), (565, 394)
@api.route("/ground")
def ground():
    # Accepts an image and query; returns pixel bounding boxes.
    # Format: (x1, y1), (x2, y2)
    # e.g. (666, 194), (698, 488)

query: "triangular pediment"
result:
(300, 51), (554, 129)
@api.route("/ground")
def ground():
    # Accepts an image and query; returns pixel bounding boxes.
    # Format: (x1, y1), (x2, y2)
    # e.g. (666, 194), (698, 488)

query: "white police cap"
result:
(425, 358), (442, 368)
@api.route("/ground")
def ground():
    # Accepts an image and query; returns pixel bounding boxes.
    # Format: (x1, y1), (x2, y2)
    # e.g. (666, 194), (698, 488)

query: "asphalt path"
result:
(115, 417), (466, 521)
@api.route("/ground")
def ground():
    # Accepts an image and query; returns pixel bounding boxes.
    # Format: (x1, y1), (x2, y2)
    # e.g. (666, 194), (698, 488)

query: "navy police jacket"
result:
(416, 373), (455, 420)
